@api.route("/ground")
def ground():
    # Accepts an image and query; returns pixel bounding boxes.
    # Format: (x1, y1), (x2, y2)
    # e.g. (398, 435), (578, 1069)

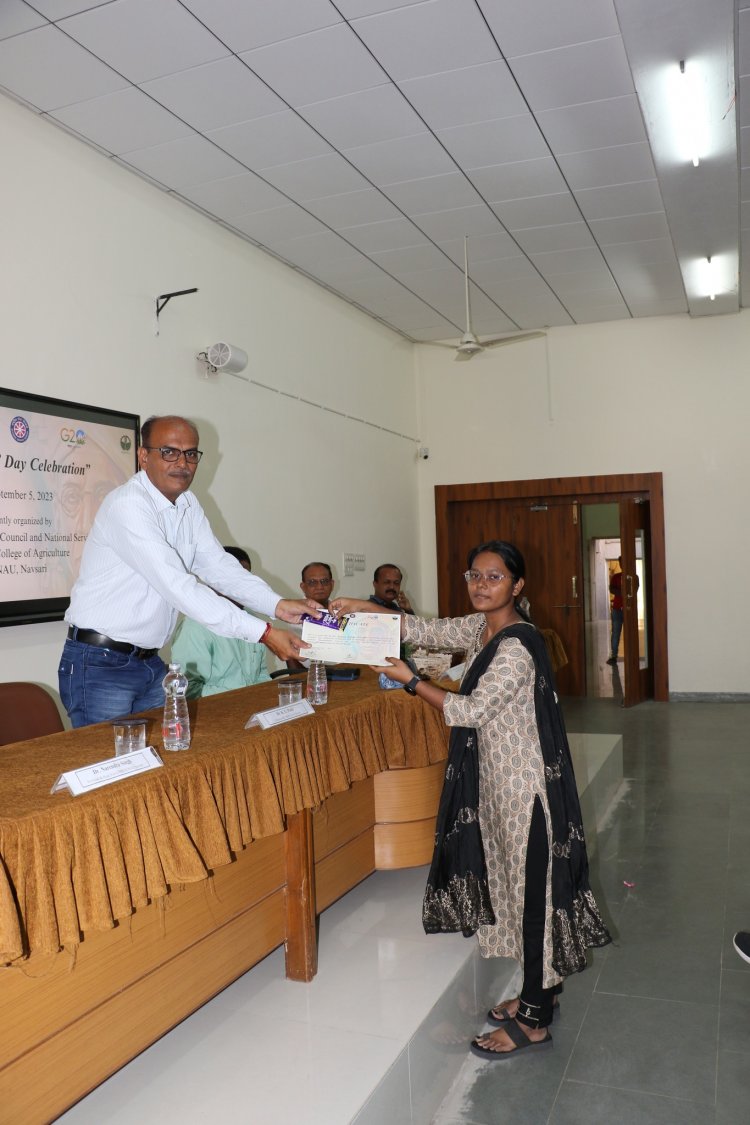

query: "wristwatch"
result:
(403, 674), (428, 695)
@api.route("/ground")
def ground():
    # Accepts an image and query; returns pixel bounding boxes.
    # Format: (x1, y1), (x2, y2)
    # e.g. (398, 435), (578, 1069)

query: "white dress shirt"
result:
(66, 471), (281, 647)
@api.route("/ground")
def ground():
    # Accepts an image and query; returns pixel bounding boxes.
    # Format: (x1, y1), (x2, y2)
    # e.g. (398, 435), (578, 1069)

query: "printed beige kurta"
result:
(405, 613), (562, 988)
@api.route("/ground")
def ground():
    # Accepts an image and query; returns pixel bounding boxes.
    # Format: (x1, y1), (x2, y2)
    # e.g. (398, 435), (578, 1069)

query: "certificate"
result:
(301, 612), (401, 665)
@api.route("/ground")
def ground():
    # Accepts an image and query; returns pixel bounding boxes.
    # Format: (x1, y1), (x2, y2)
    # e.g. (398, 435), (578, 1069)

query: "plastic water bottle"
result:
(378, 671), (402, 691)
(306, 660), (328, 706)
(162, 662), (191, 750)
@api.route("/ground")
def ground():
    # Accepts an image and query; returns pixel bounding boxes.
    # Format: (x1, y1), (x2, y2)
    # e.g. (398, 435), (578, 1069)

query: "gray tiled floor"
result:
(434, 699), (750, 1125)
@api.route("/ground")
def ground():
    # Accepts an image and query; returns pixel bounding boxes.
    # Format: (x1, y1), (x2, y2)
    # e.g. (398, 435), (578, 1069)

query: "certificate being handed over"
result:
(300, 612), (401, 665)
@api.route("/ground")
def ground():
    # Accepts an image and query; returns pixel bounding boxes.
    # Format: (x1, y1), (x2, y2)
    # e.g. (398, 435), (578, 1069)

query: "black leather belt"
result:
(67, 626), (158, 660)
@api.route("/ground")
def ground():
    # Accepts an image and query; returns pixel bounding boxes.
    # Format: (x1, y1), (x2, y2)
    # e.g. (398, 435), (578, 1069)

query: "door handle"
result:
(571, 575), (578, 600)
(626, 575), (634, 599)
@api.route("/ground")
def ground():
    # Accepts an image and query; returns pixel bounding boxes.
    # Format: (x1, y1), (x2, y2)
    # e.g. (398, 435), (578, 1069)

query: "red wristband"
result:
(259, 622), (272, 645)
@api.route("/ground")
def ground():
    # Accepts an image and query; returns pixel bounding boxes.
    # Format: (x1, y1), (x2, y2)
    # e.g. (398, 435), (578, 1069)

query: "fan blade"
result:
(420, 340), (459, 349)
(454, 349), (475, 362)
(481, 331), (546, 348)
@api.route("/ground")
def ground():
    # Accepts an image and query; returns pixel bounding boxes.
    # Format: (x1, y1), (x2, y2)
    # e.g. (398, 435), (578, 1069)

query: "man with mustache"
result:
(369, 563), (414, 614)
(60, 415), (318, 727)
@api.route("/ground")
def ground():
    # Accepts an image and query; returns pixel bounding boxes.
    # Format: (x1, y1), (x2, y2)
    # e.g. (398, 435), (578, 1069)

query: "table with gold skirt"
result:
(0, 672), (448, 1124)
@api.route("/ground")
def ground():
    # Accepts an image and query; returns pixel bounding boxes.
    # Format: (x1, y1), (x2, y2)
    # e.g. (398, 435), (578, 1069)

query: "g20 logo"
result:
(61, 427), (86, 446)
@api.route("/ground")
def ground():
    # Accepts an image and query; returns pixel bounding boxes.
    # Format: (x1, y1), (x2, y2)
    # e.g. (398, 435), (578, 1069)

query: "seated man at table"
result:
(369, 564), (414, 614)
(287, 561), (335, 671)
(172, 547), (271, 697)
(300, 561), (334, 609)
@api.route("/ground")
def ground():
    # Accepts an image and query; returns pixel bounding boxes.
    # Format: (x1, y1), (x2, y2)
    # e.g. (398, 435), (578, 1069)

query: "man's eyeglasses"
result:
(143, 446), (203, 464)
(463, 570), (509, 585)
(304, 577), (333, 587)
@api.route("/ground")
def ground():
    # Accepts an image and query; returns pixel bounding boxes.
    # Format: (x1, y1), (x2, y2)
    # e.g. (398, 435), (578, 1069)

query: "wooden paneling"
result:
(312, 778), (375, 859)
(0, 832), (285, 1066)
(0, 764), (444, 1123)
(314, 831), (375, 912)
(1, 890), (286, 1125)
(374, 762), (444, 822)
(374, 819), (435, 869)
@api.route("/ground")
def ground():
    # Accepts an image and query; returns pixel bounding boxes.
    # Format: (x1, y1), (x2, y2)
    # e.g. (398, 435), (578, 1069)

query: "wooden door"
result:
(619, 496), (654, 707)
(444, 498), (584, 695)
(436, 473), (668, 703)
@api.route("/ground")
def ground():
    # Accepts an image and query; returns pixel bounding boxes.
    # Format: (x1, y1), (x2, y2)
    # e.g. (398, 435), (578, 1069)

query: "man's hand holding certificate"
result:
(300, 611), (401, 665)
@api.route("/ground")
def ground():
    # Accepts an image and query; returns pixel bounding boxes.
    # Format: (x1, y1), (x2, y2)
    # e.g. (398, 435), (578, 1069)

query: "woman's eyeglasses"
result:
(463, 570), (509, 585)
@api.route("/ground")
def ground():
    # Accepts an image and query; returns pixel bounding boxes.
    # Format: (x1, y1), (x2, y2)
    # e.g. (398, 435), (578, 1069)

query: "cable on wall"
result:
(248, 378), (420, 445)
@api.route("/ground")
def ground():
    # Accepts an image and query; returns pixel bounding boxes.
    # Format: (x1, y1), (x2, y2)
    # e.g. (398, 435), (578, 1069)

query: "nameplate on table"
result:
(50, 746), (164, 796)
(245, 699), (315, 730)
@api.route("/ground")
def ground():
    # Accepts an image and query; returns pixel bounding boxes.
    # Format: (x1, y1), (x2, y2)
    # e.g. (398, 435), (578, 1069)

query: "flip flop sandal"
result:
(470, 1020), (552, 1061)
(486, 999), (560, 1027)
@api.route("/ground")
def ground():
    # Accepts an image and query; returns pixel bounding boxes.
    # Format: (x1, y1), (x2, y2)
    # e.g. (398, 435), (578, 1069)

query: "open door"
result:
(619, 496), (653, 707)
(441, 497), (585, 694)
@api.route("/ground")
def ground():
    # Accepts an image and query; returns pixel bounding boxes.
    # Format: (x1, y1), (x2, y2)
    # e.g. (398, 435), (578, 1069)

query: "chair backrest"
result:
(0, 683), (65, 746)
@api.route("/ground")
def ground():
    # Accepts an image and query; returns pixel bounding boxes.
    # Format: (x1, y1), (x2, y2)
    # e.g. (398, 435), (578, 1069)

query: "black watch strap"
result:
(403, 675), (423, 695)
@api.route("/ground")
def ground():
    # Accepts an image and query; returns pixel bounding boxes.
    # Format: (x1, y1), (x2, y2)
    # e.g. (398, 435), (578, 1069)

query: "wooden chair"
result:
(0, 682), (64, 746)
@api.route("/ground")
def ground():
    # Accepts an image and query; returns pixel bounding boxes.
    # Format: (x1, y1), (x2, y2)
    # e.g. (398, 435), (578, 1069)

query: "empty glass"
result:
(277, 679), (303, 706)
(112, 719), (147, 756)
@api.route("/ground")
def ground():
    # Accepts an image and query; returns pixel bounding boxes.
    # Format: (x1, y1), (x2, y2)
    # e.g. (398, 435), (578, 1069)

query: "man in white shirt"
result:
(60, 415), (318, 727)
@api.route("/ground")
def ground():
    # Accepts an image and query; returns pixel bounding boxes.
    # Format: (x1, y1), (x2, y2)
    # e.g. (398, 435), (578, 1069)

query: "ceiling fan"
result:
(424, 237), (546, 360)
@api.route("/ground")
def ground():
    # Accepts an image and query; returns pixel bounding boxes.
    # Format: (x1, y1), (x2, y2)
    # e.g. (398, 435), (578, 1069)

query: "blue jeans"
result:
(58, 638), (166, 728)
(610, 608), (624, 660)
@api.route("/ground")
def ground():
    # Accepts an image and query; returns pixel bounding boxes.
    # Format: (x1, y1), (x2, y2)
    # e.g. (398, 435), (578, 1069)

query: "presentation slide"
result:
(0, 390), (138, 623)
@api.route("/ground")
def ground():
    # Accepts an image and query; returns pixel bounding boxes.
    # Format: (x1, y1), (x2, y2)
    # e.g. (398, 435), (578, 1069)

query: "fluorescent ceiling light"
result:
(684, 253), (734, 301)
(705, 256), (715, 300)
(659, 58), (711, 167)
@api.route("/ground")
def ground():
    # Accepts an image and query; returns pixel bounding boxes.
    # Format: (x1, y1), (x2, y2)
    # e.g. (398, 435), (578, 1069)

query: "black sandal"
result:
(487, 998), (560, 1027)
(470, 1020), (552, 1060)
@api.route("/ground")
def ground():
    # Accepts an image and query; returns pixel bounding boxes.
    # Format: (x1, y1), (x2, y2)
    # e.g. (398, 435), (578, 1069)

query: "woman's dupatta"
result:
(421, 629), (501, 937)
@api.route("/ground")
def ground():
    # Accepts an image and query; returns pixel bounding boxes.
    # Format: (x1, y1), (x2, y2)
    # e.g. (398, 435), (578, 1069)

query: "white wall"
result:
(415, 313), (750, 694)
(2, 94), (746, 702)
(0, 97), (420, 703)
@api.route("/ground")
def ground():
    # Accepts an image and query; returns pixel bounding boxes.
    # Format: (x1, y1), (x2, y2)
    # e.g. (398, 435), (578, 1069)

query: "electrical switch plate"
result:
(343, 553), (355, 578)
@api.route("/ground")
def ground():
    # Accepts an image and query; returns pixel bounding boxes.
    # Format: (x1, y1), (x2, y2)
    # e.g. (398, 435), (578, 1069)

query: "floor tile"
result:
(564, 992), (718, 1105)
(716, 1049), (750, 1124)
(351, 1050), (411, 1125)
(718, 969), (750, 1054)
(549, 1080), (716, 1124)
(435, 1022), (579, 1125)
(57, 1012), (403, 1125)
(594, 930), (722, 1006)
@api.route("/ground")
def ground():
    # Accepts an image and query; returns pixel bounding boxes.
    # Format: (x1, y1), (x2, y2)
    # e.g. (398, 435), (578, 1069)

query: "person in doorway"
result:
(607, 557), (624, 665)
(331, 541), (611, 1058)
(60, 415), (320, 727)
(171, 546), (272, 696)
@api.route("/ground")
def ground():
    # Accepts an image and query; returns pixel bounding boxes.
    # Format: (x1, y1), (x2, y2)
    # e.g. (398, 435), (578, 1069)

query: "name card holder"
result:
(245, 699), (315, 730)
(51, 746), (164, 796)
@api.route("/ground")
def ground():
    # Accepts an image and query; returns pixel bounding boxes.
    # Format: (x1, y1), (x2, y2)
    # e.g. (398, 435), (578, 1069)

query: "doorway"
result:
(434, 472), (667, 705)
(585, 530), (623, 701)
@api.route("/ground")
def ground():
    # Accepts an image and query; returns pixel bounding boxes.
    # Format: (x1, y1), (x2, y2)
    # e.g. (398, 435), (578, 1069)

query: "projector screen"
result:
(0, 388), (139, 626)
